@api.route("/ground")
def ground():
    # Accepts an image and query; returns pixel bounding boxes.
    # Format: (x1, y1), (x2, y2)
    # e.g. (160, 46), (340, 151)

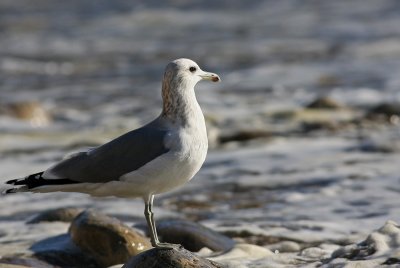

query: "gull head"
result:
(163, 58), (220, 90)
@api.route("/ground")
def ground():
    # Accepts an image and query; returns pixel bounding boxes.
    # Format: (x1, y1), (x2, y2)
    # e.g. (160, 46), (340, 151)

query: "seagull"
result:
(4, 58), (220, 249)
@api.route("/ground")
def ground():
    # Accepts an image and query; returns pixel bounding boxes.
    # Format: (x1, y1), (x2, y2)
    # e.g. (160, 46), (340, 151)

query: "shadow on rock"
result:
(30, 234), (99, 268)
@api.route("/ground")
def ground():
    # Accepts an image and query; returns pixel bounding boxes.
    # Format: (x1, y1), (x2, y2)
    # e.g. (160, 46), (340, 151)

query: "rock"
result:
(331, 221), (400, 261)
(368, 103), (400, 116)
(306, 97), (343, 110)
(27, 207), (84, 224)
(218, 129), (271, 144)
(122, 247), (224, 268)
(0, 100), (52, 127)
(155, 218), (235, 252)
(69, 210), (151, 267)
(366, 103), (400, 122)
(31, 234), (99, 268)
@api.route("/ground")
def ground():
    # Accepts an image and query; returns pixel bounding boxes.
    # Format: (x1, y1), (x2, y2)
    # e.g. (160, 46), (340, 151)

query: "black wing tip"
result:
(6, 171), (80, 190)
(6, 179), (19, 185)
(6, 172), (44, 186)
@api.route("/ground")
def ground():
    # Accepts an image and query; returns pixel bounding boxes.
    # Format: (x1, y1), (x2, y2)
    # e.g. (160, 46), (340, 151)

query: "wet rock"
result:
(27, 207), (84, 224)
(122, 247), (224, 268)
(69, 210), (151, 268)
(366, 103), (400, 122)
(0, 101), (52, 127)
(306, 97), (343, 110)
(331, 221), (400, 261)
(218, 129), (271, 144)
(155, 218), (235, 252)
(368, 103), (400, 116)
(31, 234), (99, 268)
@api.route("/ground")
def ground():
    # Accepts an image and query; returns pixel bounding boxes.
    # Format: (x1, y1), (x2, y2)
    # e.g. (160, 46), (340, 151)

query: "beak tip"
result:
(212, 76), (220, 82)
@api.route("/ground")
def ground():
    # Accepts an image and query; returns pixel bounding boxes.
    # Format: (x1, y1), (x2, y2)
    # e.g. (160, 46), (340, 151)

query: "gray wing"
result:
(45, 121), (170, 183)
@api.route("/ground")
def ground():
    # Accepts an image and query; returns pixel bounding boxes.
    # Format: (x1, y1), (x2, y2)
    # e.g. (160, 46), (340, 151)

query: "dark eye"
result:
(189, 66), (197, 73)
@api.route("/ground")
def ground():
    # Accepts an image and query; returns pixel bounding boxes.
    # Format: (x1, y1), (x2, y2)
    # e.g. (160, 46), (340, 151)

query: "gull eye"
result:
(189, 66), (197, 73)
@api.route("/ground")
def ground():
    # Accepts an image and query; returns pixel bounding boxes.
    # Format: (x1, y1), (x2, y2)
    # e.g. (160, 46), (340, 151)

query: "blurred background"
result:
(1, 0), (400, 266)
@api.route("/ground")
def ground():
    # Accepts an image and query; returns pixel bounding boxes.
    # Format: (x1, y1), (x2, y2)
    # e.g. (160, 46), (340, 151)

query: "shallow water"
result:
(1, 0), (400, 267)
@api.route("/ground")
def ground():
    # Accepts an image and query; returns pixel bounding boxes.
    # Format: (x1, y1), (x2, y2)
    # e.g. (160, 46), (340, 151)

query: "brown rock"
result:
(69, 210), (151, 267)
(218, 129), (271, 144)
(27, 207), (84, 224)
(0, 100), (52, 127)
(122, 247), (225, 268)
(306, 97), (343, 110)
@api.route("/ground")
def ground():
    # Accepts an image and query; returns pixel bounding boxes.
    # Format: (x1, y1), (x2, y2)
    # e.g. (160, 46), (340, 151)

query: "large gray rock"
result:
(122, 247), (225, 268)
(69, 210), (151, 267)
(154, 218), (235, 252)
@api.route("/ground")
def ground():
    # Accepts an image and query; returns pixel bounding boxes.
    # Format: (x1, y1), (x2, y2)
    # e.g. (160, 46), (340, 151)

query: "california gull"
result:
(4, 58), (220, 248)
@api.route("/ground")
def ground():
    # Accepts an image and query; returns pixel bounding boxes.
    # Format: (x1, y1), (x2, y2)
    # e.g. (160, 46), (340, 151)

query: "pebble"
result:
(306, 97), (343, 110)
(69, 210), (151, 267)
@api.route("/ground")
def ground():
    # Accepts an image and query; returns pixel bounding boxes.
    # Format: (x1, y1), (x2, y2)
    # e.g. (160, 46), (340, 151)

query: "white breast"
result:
(115, 121), (208, 198)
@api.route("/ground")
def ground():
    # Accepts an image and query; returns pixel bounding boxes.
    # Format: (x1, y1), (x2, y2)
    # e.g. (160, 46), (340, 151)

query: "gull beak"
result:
(199, 71), (221, 82)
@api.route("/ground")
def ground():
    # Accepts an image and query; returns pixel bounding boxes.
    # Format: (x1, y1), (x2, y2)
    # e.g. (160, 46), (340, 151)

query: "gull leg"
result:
(144, 194), (180, 249)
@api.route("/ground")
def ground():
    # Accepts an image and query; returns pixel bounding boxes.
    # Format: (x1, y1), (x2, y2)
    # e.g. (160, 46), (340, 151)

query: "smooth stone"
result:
(306, 97), (343, 110)
(367, 103), (400, 117)
(143, 218), (235, 252)
(27, 207), (84, 224)
(69, 210), (151, 268)
(122, 247), (225, 268)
